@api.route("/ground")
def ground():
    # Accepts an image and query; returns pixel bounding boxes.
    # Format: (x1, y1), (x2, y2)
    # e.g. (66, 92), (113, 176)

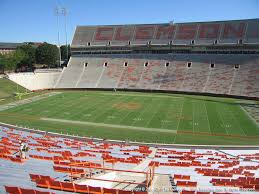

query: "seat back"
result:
(34, 190), (53, 194)
(20, 188), (36, 194)
(35, 179), (49, 188)
(74, 184), (88, 193)
(29, 174), (40, 182)
(88, 185), (102, 193)
(103, 188), (117, 194)
(48, 180), (62, 190)
(4, 185), (21, 194)
(118, 190), (133, 194)
(61, 182), (75, 192)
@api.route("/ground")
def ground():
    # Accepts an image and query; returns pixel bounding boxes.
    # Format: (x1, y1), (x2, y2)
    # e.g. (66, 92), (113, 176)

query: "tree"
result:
(36, 42), (59, 67)
(17, 44), (36, 66)
(60, 45), (71, 62)
(0, 49), (26, 71)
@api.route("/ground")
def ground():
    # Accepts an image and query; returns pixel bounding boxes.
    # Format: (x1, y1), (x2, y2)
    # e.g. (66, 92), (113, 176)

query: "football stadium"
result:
(0, 1), (259, 194)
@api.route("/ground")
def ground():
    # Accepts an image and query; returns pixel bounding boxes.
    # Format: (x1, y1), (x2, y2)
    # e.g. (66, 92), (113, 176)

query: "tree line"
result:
(0, 42), (70, 72)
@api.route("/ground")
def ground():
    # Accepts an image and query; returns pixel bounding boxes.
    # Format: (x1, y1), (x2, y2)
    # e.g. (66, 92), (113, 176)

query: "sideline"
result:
(40, 117), (178, 134)
(0, 92), (61, 111)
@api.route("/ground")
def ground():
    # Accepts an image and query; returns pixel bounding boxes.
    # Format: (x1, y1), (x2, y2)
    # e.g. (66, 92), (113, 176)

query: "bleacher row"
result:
(55, 54), (259, 98)
(1, 126), (259, 193)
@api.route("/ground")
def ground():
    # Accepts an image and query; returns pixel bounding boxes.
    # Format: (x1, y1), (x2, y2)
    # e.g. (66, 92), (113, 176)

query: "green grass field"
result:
(0, 89), (258, 145)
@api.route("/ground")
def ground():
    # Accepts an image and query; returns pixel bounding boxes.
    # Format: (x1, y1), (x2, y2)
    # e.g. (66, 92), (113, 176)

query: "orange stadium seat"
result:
(4, 186), (21, 194)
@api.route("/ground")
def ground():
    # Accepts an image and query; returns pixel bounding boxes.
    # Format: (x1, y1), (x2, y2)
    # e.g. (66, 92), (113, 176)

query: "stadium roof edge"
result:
(75, 18), (259, 28)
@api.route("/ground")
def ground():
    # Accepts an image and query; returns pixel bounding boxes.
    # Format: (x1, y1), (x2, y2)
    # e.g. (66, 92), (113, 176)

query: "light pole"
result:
(62, 7), (69, 62)
(55, 6), (62, 67)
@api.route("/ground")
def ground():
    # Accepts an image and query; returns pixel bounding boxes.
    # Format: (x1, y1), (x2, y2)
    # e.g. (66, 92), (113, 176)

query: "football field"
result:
(0, 90), (258, 145)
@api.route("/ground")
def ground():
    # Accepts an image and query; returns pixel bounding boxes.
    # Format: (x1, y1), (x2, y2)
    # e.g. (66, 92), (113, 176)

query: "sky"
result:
(0, 0), (259, 45)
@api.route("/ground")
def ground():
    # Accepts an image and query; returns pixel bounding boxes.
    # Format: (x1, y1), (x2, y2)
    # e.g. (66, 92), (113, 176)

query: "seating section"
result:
(52, 54), (259, 98)
(77, 58), (106, 88)
(71, 19), (259, 46)
(1, 126), (259, 193)
(204, 64), (234, 94)
(230, 62), (259, 97)
(137, 60), (166, 90)
(181, 62), (210, 92)
(117, 59), (144, 89)
(160, 62), (187, 91)
(56, 57), (85, 88)
(97, 58), (125, 88)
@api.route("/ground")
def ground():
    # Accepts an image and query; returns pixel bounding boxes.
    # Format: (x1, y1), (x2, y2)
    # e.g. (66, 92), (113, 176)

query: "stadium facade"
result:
(7, 19), (259, 99)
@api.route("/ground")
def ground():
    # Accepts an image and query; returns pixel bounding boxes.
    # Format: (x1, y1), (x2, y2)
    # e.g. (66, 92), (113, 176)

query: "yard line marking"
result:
(216, 104), (229, 135)
(203, 101), (212, 134)
(160, 98), (173, 129)
(176, 98), (184, 131)
(41, 117), (177, 134)
(225, 105), (246, 136)
(103, 97), (134, 122)
(131, 97), (154, 126)
(192, 101), (194, 133)
(116, 96), (142, 125)
(90, 95), (126, 122)
(71, 96), (113, 120)
(172, 135), (177, 144)
(144, 98), (164, 128)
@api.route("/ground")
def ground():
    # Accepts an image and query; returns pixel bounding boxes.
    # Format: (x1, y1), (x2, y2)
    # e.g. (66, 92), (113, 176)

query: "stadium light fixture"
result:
(55, 6), (62, 67)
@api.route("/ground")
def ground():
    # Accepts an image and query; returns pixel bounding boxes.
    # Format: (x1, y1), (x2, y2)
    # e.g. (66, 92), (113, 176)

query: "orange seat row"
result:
(5, 185), (54, 194)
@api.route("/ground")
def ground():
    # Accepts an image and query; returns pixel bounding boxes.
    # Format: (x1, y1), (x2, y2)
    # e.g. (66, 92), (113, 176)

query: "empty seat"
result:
(35, 191), (54, 194)
(20, 188), (36, 194)
(118, 190), (133, 194)
(88, 185), (102, 194)
(74, 184), (88, 193)
(48, 180), (62, 190)
(103, 188), (117, 194)
(30, 174), (41, 182)
(4, 185), (21, 194)
(61, 182), (75, 192)
(35, 179), (49, 188)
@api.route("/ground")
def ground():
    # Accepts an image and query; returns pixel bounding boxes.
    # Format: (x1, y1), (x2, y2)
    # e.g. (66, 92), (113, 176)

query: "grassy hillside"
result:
(0, 78), (27, 104)
(0, 78), (46, 105)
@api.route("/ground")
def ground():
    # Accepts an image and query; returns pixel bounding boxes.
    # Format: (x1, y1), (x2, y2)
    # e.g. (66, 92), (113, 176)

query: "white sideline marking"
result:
(41, 117), (177, 134)
(96, 92), (182, 99)
(0, 92), (61, 111)
(107, 116), (116, 119)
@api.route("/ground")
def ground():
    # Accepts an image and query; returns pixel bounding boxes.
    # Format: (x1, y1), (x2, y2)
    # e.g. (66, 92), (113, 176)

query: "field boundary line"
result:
(94, 92), (183, 99)
(226, 105), (246, 136)
(239, 105), (259, 130)
(0, 92), (61, 111)
(41, 117), (177, 134)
